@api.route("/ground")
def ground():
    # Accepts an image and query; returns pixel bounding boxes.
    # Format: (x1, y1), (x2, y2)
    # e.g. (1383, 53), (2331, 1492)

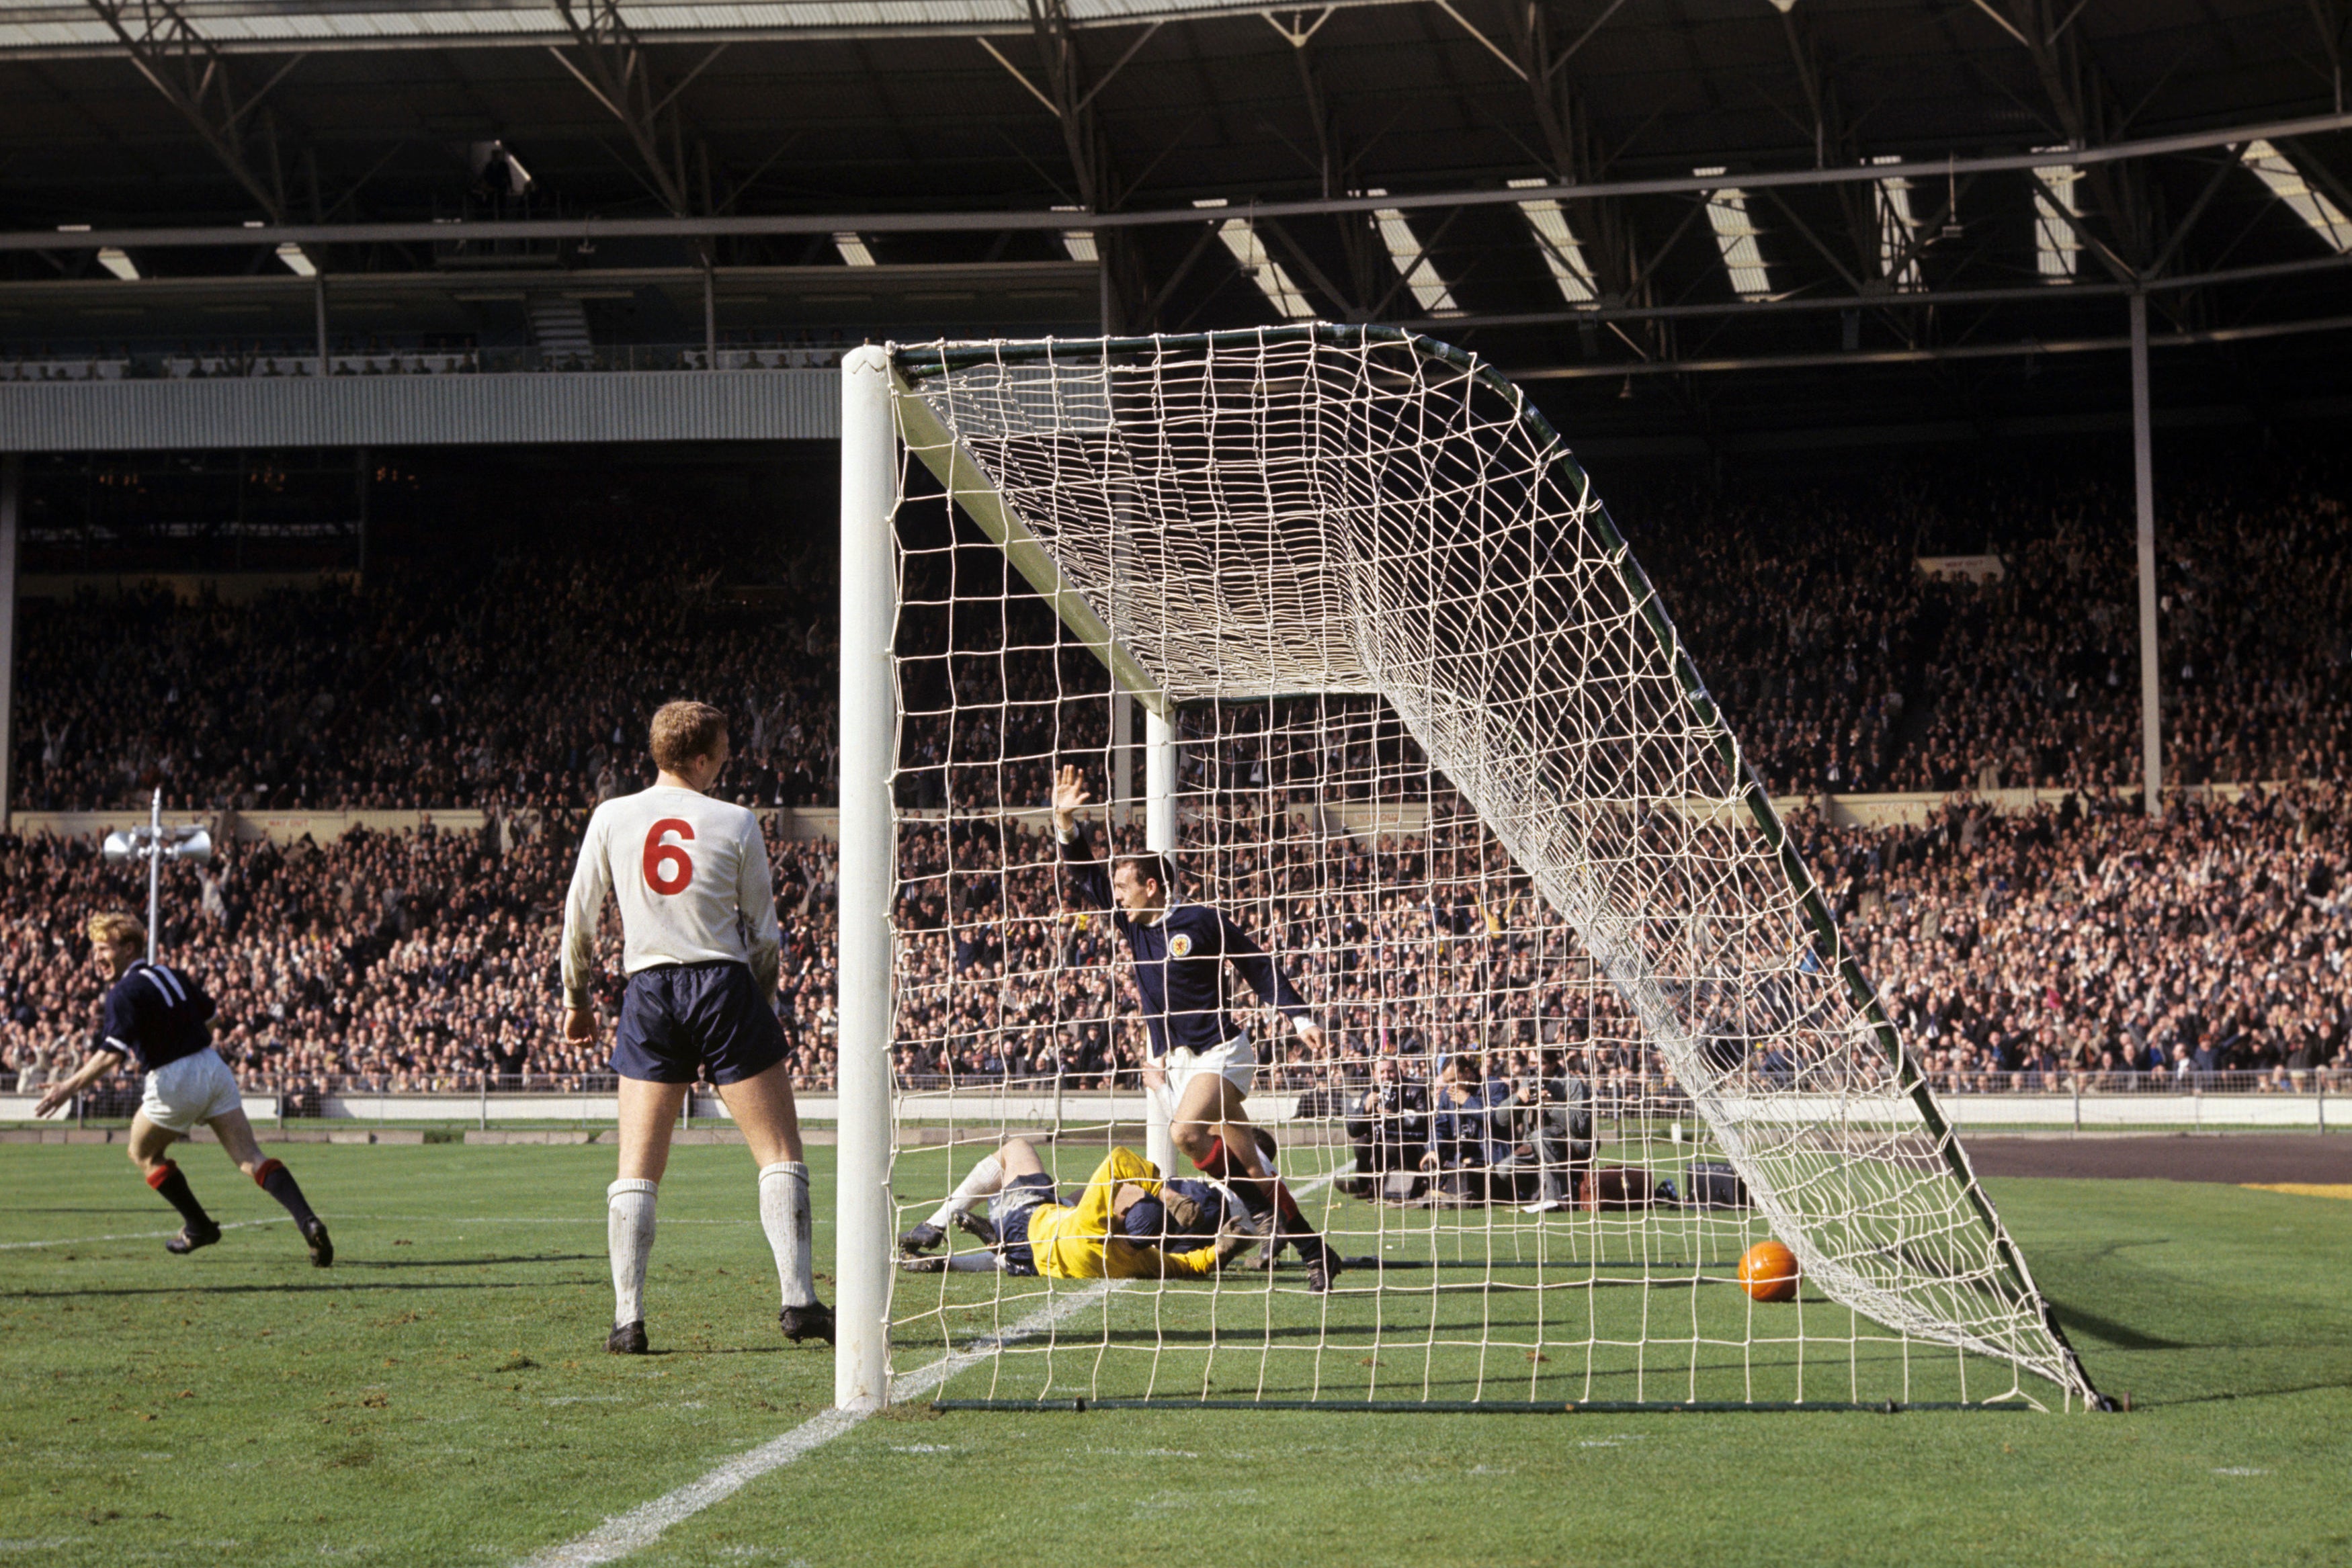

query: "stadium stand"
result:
(3, 460), (2346, 1110)
(15, 464), (2344, 814)
(1, 771), (2341, 1110)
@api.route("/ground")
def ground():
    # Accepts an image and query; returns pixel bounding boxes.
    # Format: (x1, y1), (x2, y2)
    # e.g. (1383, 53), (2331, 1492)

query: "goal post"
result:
(834, 324), (2110, 1413)
(835, 344), (897, 1411)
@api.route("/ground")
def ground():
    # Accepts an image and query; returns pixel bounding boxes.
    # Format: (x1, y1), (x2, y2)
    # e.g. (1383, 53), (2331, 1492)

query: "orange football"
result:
(1738, 1239), (1800, 1303)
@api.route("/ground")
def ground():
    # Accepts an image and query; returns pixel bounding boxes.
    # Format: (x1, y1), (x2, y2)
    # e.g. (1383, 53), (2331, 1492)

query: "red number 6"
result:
(643, 818), (696, 895)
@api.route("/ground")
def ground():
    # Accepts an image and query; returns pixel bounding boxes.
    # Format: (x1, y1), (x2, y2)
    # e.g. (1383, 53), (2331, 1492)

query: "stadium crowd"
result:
(14, 468), (2347, 815)
(3, 460), (2347, 1113)
(9, 535), (840, 817)
(1, 773), (2343, 1110)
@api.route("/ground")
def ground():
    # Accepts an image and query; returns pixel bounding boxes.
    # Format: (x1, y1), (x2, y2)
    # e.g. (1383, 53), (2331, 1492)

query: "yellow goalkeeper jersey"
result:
(1023, 1147), (1220, 1280)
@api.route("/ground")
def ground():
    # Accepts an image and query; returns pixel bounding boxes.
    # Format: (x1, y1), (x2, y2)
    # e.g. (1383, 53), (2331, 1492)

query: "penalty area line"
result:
(520, 1164), (1349, 1568)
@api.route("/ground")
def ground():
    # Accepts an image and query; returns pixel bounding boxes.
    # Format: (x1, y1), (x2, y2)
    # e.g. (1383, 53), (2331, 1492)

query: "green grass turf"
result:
(3, 1142), (2348, 1567)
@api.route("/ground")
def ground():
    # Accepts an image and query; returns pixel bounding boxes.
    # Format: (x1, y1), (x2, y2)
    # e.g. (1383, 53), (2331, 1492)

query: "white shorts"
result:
(138, 1047), (243, 1134)
(1157, 1035), (1257, 1108)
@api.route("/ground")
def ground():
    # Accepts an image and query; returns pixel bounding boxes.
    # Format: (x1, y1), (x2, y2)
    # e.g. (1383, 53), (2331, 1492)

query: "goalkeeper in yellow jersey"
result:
(898, 1137), (1265, 1280)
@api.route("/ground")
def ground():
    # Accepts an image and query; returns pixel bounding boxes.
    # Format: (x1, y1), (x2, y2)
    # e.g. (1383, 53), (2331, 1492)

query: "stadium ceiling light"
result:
(1194, 199), (1315, 320)
(1507, 177), (1599, 306)
(96, 245), (139, 280)
(1050, 204), (1097, 263)
(1363, 189), (1460, 316)
(1869, 155), (1923, 290)
(2239, 138), (2352, 254)
(275, 242), (318, 277)
(833, 231), (878, 266)
(2032, 148), (2083, 280)
(1693, 166), (1773, 300)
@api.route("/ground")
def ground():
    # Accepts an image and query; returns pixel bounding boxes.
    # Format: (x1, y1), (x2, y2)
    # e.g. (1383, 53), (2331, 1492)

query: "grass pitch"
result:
(4, 1141), (2349, 1567)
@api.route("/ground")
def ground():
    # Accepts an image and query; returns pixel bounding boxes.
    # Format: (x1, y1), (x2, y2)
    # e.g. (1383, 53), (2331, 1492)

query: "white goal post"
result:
(834, 326), (2111, 1415)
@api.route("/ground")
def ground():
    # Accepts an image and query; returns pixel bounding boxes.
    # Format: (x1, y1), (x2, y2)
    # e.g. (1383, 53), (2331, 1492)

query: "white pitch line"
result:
(0, 1217), (291, 1250)
(520, 1276), (1122, 1568)
(520, 1164), (1349, 1568)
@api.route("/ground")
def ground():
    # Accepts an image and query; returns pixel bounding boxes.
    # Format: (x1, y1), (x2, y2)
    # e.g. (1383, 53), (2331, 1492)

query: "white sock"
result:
(759, 1161), (816, 1309)
(607, 1178), (658, 1325)
(926, 1153), (1005, 1232)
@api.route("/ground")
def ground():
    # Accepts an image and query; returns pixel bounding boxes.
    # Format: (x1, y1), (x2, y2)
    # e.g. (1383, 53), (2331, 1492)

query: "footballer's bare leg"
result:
(1171, 1076), (1340, 1291)
(128, 1113), (218, 1255)
(712, 1059), (804, 1167)
(902, 1135), (1038, 1257)
(615, 1076), (690, 1181)
(716, 1062), (833, 1346)
(606, 1076), (688, 1354)
(211, 1108), (333, 1266)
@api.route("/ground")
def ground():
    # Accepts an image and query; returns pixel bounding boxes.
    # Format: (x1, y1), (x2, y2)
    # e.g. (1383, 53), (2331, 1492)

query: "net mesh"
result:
(876, 325), (2098, 1410)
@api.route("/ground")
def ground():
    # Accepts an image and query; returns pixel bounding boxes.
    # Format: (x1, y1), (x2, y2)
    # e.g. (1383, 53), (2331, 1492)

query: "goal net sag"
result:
(833, 325), (2106, 1413)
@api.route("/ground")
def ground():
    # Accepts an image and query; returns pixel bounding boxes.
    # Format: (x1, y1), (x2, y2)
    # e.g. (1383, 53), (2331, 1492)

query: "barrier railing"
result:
(2, 1068), (2336, 1133)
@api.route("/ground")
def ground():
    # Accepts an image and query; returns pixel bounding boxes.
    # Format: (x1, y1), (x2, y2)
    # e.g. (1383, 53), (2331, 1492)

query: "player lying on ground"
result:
(562, 700), (831, 1355)
(897, 1137), (1267, 1279)
(34, 912), (331, 1265)
(1050, 765), (1343, 1292)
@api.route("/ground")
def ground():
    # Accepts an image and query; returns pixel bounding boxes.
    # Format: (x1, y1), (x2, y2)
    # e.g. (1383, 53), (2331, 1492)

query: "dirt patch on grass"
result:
(1970, 1133), (2352, 1184)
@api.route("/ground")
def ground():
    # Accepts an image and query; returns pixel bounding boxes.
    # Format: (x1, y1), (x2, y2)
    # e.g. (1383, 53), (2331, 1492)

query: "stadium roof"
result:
(4, 0), (2349, 448)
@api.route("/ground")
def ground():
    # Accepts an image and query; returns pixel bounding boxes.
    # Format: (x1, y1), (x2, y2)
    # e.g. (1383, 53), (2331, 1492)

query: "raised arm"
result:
(1051, 764), (1113, 912)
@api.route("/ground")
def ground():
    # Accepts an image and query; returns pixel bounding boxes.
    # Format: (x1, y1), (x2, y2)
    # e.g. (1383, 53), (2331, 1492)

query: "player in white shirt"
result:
(562, 700), (832, 1354)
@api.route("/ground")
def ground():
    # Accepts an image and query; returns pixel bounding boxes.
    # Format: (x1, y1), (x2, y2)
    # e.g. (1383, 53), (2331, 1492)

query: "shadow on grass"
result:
(2140, 1377), (2352, 1408)
(2045, 1297), (2195, 1351)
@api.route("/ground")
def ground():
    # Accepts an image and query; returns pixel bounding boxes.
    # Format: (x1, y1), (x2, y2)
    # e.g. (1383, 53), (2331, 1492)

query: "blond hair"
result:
(87, 912), (146, 951)
(648, 700), (728, 773)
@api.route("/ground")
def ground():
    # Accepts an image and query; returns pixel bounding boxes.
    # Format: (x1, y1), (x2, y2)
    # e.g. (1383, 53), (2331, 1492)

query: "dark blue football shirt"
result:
(1058, 822), (1310, 1061)
(99, 959), (216, 1072)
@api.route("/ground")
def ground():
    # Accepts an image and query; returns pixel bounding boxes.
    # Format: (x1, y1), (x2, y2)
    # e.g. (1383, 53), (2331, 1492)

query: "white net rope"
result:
(878, 326), (2097, 1409)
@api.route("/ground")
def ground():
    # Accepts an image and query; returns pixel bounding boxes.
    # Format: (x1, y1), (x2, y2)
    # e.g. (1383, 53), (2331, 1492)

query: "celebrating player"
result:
(1050, 765), (1343, 1291)
(897, 1136), (1265, 1279)
(34, 912), (331, 1266)
(561, 700), (833, 1354)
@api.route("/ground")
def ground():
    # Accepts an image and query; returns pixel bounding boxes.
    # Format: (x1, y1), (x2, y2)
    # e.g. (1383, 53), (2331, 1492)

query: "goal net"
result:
(838, 325), (2106, 1412)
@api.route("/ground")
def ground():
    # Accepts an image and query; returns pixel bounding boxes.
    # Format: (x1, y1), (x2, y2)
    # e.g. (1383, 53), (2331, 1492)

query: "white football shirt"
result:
(560, 784), (782, 1008)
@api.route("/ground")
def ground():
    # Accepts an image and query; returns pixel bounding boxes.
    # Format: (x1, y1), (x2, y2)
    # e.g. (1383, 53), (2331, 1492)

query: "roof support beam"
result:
(1511, 307), (2352, 378)
(12, 110), (2352, 253)
(82, 0), (304, 223)
(1266, 17), (1378, 318)
(1990, 0), (2156, 275)
(1506, 0), (1645, 325)
(548, 1), (722, 216)
(1019, 0), (1136, 326)
(1384, 249), (2352, 332)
